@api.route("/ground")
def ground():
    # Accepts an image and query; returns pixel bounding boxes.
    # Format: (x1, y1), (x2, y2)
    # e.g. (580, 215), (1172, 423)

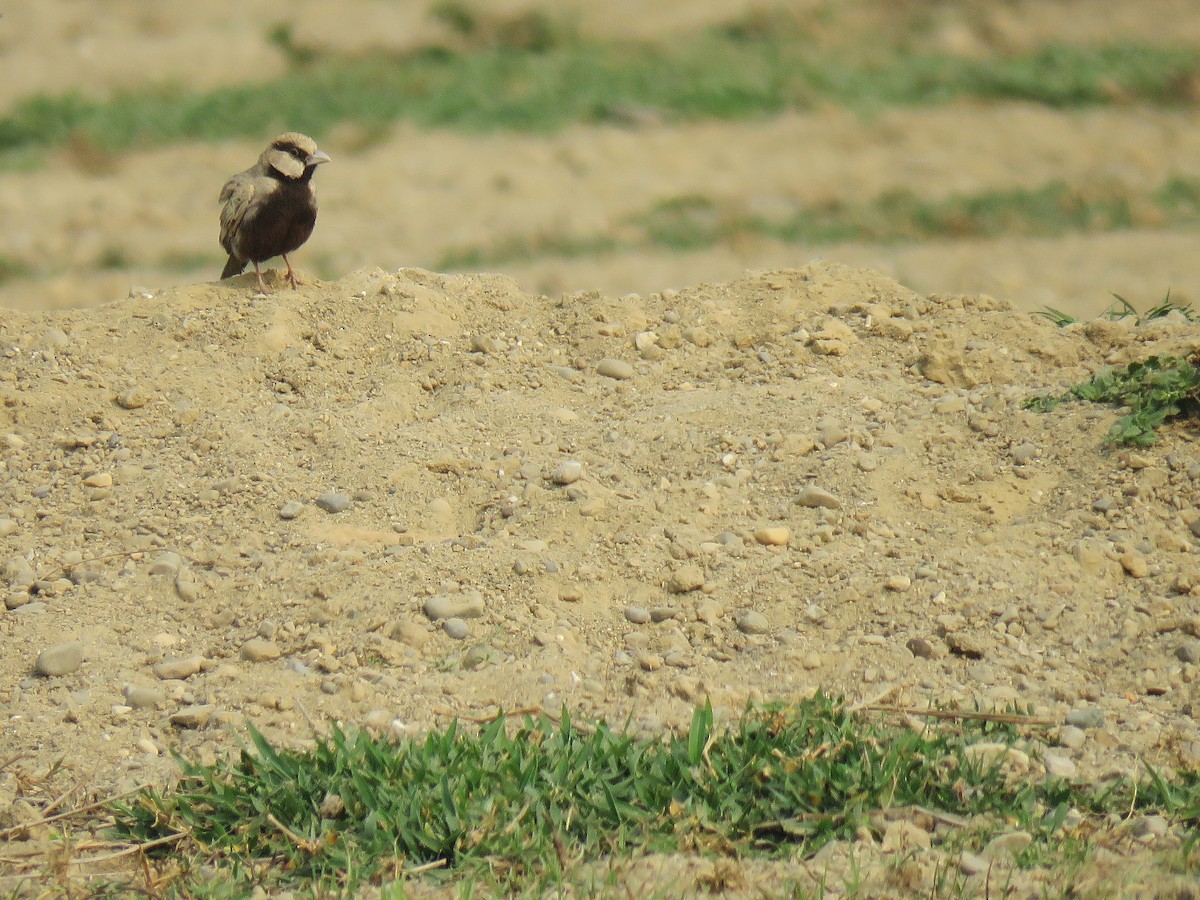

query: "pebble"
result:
(123, 684), (161, 709)
(753, 526), (790, 546)
(462, 644), (493, 669)
(83, 471), (112, 488)
(945, 631), (986, 659)
(624, 606), (651, 624)
(315, 492), (351, 513)
(1119, 553), (1149, 578)
(1043, 753), (1076, 778)
(962, 743), (1029, 778)
(136, 738), (160, 756)
(240, 639), (282, 662)
(1065, 706), (1105, 729)
(1130, 815), (1169, 840)
(279, 501), (306, 520)
(34, 640), (83, 676)
(153, 655), (205, 680)
(637, 652), (664, 671)
(169, 704), (215, 729)
(1175, 641), (1200, 665)
(1010, 442), (1037, 464)
(424, 591), (486, 620)
(667, 565), (705, 593)
(884, 575), (911, 592)
(443, 617), (469, 640)
(551, 460), (583, 485)
(735, 610), (770, 635)
(796, 486), (841, 509)
(149, 551), (183, 576)
(391, 620), (431, 648)
(116, 386), (148, 409)
(906, 637), (945, 660)
(174, 572), (199, 602)
(649, 606), (679, 623)
(0, 518), (16, 537)
(597, 358), (634, 380)
(695, 598), (723, 625)
(959, 852), (989, 876)
(1056, 725), (1086, 750)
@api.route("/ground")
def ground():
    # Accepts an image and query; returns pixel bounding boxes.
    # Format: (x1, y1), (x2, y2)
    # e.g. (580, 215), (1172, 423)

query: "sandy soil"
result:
(1, 262), (1199, 894)
(2, 1), (1200, 894)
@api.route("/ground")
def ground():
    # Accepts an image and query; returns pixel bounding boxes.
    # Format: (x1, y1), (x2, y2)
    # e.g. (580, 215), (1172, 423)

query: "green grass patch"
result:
(108, 695), (1200, 894)
(1, 37), (1198, 159)
(437, 176), (1200, 270)
(1026, 354), (1200, 447)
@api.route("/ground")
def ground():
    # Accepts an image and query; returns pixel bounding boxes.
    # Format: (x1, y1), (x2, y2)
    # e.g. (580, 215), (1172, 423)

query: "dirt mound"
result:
(1, 263), (1199, 889)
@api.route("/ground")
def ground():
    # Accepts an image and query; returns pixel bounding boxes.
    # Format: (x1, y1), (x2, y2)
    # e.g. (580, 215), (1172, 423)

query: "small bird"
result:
(218, 132), (330, 292)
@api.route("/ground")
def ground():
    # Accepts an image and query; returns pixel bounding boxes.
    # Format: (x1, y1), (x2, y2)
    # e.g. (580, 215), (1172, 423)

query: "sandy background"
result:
(2, 2), (1200, 896)
(1, 0), (1199, 314)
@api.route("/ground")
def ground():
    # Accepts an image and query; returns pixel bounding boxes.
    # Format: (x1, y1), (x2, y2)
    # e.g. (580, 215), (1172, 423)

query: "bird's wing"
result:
(218, 175), (258, 255)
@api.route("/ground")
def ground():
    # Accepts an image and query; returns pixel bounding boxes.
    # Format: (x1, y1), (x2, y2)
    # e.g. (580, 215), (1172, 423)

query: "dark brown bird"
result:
(218, 132), (330, 292)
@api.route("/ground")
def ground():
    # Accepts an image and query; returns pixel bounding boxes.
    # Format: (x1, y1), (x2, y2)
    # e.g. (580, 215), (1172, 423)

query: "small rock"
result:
(279, 501), (306, 520)
(240, 639), (282, 662)
(82, 472), (112, 488)
(1175, 641), (1200, 665)
(649, 606), (679, 623)
(424, 591), (486, 621)
(116, 386), (148, 409)
(796, 486), (841, 509)
(667, 565), (705, 593)
(1010, 443), (1037, 464)
(637, 652), (664, 671)
(462, 644), (493, 670)
(1057, 725), (1086, 749)
(945, 631), (987, 659)
(962, 743), (1030, 779)
(884, 575), (912, 592)
(753, 526), (790, 546)
(1119, 553), (1149, 578)
(315, 492), (351, 513)
(175, 573), (199, 602)
(153, 655), (205, 680)
(1065, 707), (1105, 730)
(149, 551), (183, 577)
(735, 610), (770, 635)
(123, 684), (161, 709)
(597, 358), (635, 380)
(1130, 815), (1169, 840)
(0, 518), (16, 537)
(169, 704), (215, 729)
(1043, 753), (1076, 778)
(551, 460), (583, 485)
(906, 637), (945, 660)
(35, 640), (83, 676)
(391, 620), (431, 648)
(624, 606), (651, 625)
(443, 617), (469, 640)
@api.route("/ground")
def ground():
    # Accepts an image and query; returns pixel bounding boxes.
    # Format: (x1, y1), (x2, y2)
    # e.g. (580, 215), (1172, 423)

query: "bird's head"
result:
(262, 132), (331, 181)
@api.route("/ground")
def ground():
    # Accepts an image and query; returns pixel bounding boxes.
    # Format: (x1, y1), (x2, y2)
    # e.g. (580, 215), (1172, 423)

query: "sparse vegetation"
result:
(104, 695), (1200, 895)
(0, 36), (1197, 159)
(1027, 354), (1200, 446)
(438, 177), (1200, 269)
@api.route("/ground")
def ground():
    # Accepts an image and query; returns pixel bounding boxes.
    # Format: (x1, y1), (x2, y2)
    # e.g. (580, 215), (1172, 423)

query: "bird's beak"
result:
(307, 150), (331, 167)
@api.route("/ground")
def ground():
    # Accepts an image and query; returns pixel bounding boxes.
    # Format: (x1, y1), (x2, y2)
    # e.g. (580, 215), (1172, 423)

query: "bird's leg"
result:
(253, 261), (271, 294)
(282, 254), (301, 289)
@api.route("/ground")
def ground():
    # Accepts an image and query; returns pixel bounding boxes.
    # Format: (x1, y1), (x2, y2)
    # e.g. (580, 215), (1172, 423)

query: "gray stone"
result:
(123, 684), (162, 709)
(551, 460), (583, 485)
(35, 640), (83, 676)
(624, 605), (651, 625)
(735, 610), (770, 635)
(982, 831), (1032, 861)
(1065, 706), (1105, 729)
(443, 617), (469, 640)
(315, 492), (351, 513)
(1176, 641), (1200, 665)
(279, 501), (306, 520)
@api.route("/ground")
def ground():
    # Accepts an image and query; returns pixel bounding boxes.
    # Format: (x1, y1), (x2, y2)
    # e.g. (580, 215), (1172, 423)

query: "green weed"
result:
(106, 695), (1200, 894)
(1026, 354), (1200, 446)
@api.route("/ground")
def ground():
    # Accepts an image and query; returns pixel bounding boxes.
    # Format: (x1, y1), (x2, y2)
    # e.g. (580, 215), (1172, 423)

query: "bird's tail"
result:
(220, 255), (246, 280)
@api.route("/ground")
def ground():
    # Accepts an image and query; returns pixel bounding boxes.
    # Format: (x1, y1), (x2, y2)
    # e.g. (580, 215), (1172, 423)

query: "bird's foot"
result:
(283, 256), (303, 290)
